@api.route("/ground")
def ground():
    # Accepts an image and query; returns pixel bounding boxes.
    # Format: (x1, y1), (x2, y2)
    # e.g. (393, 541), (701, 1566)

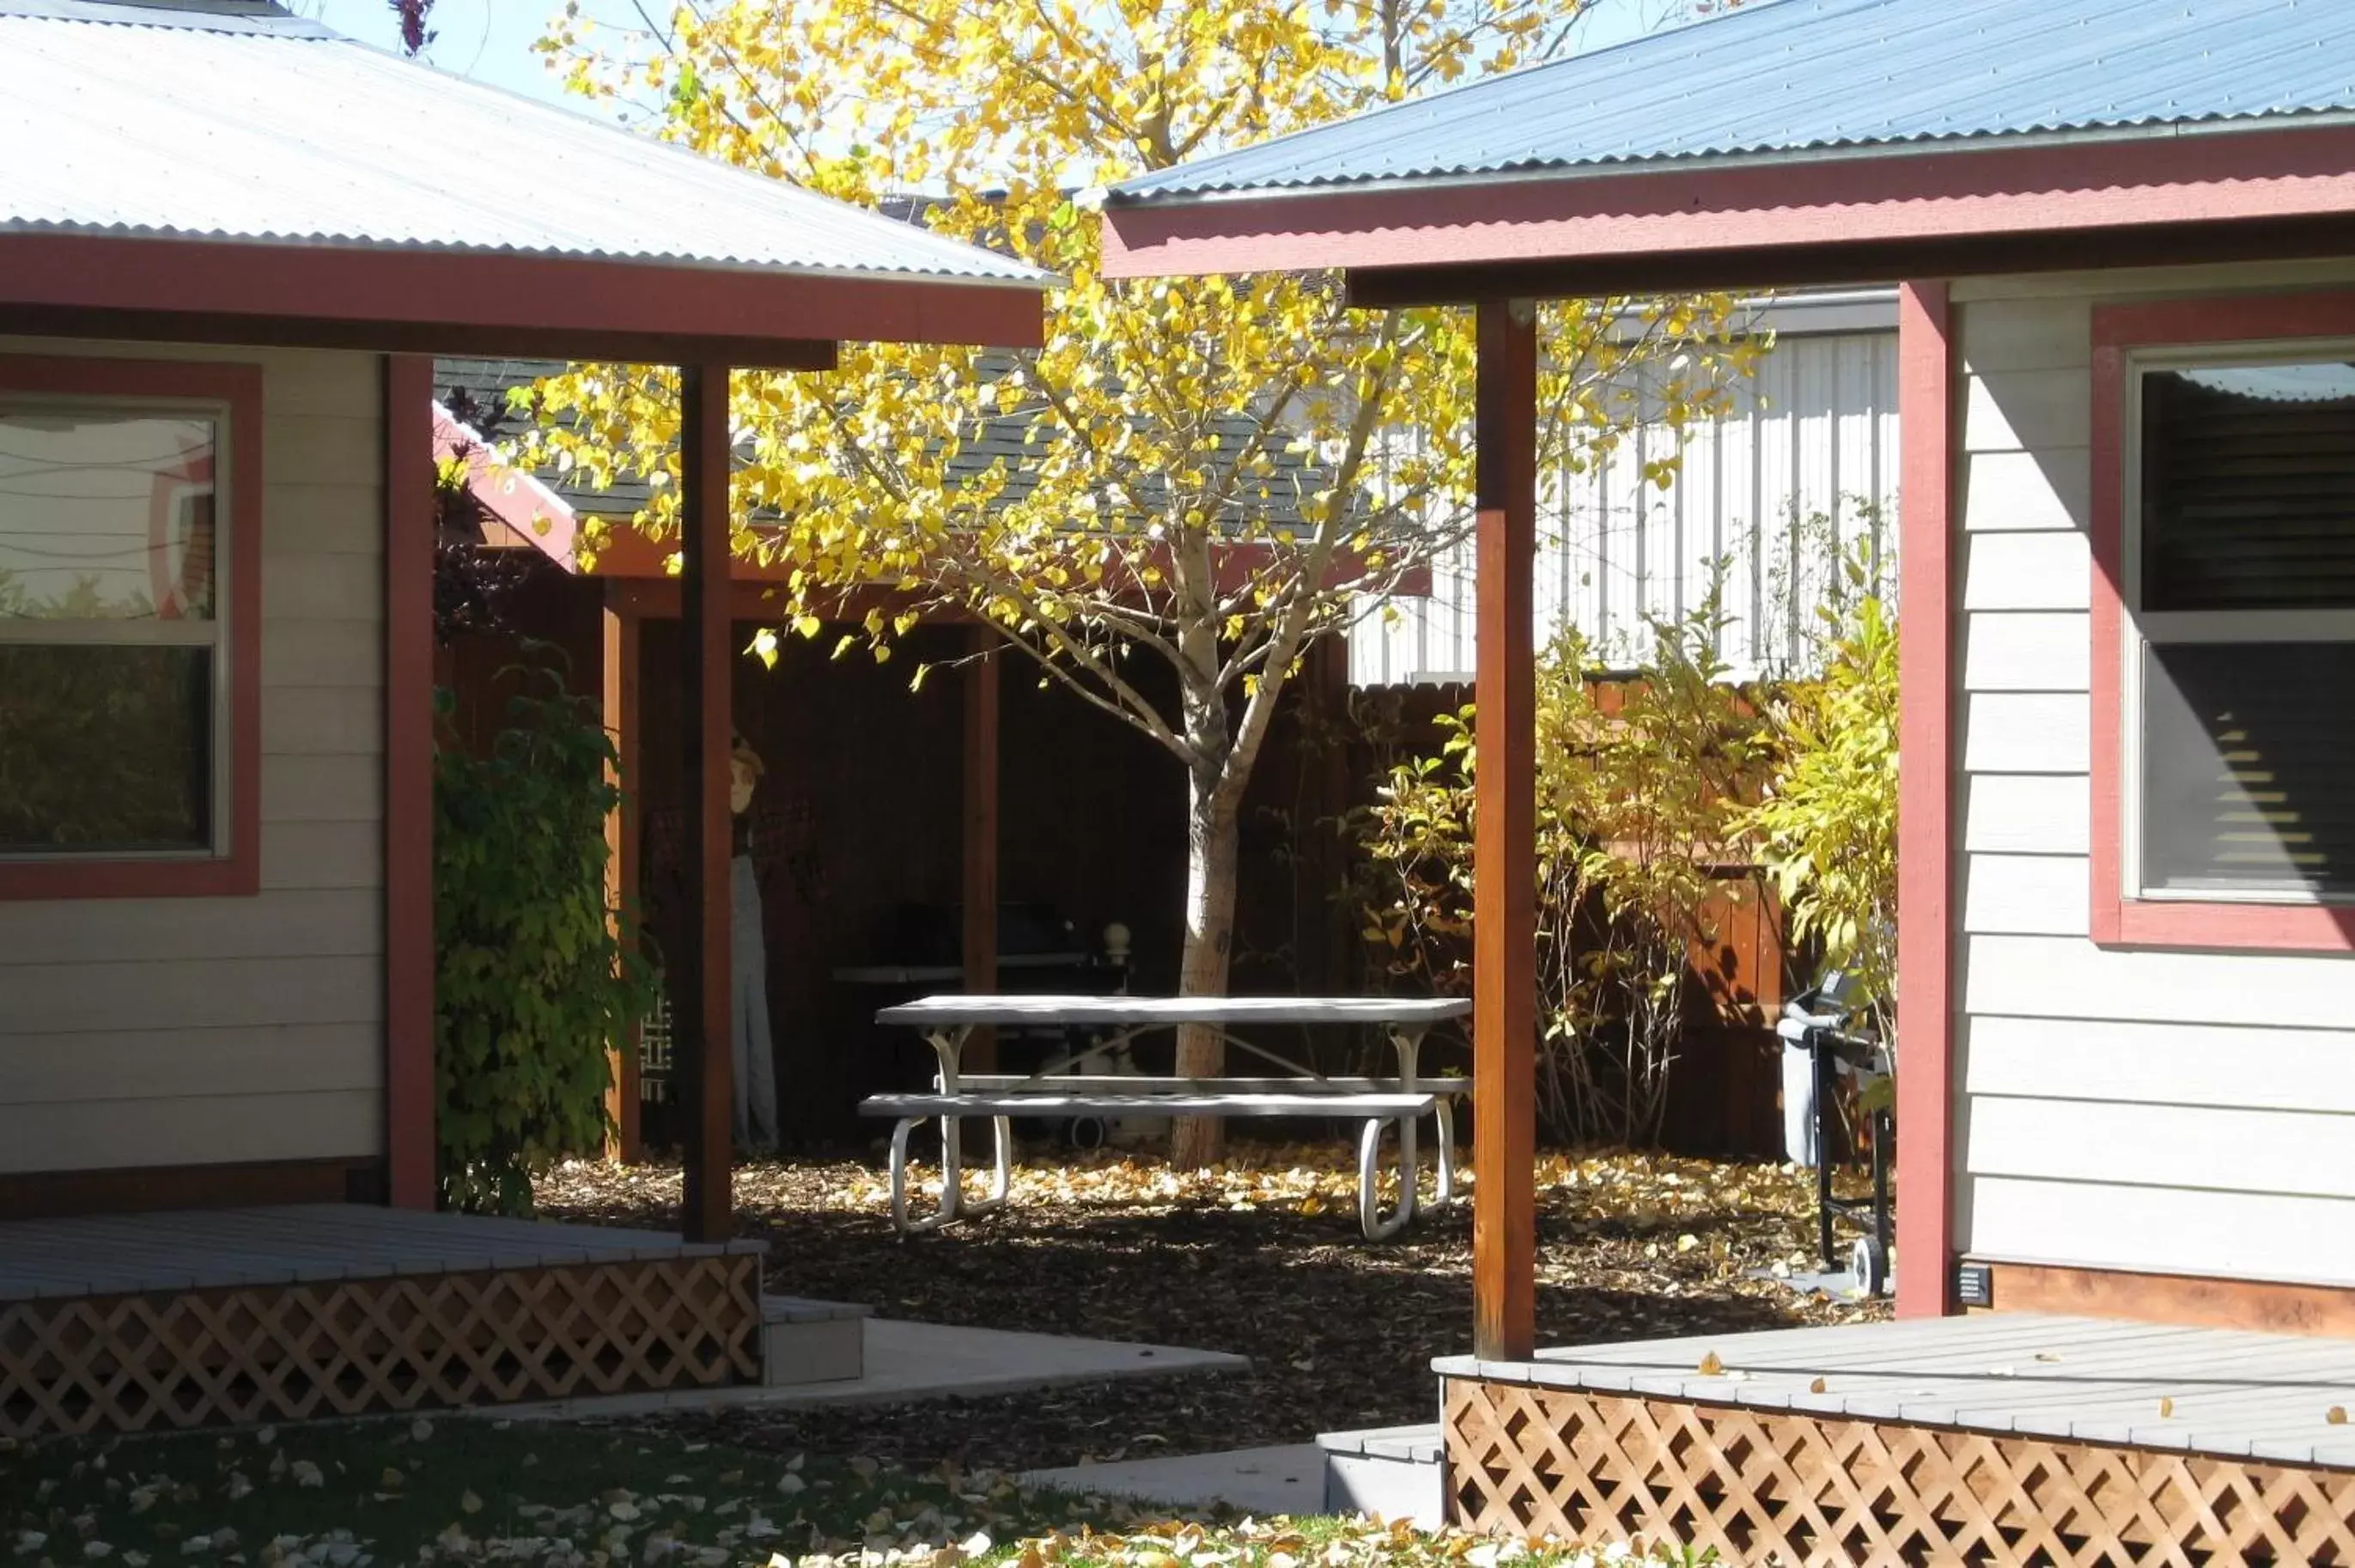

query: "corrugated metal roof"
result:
(0, 0), (1046, 286)
(429, 354), (1338, 536)
(1110, 0), (2355, 203)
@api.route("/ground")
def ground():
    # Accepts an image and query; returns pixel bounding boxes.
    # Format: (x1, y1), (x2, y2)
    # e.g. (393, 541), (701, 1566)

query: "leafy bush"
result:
(1742, 555), (1900, 1037)
(435, 668), (651, 1214)
(1360, 604), (1775, 1145)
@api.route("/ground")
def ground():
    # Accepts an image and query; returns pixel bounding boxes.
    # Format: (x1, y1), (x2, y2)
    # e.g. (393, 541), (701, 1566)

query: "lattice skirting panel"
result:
(1, 1255), (761, 1437)
(1445, 1377), (2355, 1566)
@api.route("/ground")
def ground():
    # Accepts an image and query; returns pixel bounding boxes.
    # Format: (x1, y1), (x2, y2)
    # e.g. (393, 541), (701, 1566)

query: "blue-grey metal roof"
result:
(1109, 0), (2355, 204)
(0, 0), (1046, 287)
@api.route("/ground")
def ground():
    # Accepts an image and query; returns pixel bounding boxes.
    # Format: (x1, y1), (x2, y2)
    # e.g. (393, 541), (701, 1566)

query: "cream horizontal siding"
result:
(0, 1092), (382, 1174)
(0, 339), (385, 1175)
(1353, 327), (1901, 684)
(1947, 281), (2355, 1285)
(1963, 1176), (2355, 1288)
(1964, 1016), (2355, 1115)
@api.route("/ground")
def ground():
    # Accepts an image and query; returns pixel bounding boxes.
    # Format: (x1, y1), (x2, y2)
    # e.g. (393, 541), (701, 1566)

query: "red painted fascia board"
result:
(1101, 125), (2355, 282)
(1894, 281), (1955, 1320)
(0, 233), (1046, 353)
(0, 354), (263, 901)
(2089, 289), (2355, 955)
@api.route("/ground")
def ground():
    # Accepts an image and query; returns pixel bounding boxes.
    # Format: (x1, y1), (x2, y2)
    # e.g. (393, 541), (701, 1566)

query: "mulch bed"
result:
(535, 1145), (1888, 1474)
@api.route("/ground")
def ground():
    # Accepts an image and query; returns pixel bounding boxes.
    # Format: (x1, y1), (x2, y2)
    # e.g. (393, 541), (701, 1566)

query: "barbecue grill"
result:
(1778, 968), (1894, 1297)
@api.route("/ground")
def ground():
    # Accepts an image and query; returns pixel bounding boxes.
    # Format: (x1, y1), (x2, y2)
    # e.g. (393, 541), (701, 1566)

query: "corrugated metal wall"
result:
(1351, 327), (1901, 684)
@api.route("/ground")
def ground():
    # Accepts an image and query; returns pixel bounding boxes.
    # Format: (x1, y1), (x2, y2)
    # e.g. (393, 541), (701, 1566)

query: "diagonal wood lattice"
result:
(1445, 1378), (2355, 1566)
(0, 1255), (759, 1437)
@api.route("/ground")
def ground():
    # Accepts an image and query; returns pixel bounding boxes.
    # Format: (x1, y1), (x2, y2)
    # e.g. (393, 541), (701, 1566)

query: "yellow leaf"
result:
(1696, 1351), (1725, 1377)
(1807, 1377), (1828, 1395)
(2330, 1407), (2349, 1425)
(2158, 1397), (2175, 1419)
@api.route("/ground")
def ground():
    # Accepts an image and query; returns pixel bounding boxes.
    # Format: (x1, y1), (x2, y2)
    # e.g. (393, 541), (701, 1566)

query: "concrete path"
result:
(1022, 1444), (1326, 1517)
(492, 1317), (1248, 1419)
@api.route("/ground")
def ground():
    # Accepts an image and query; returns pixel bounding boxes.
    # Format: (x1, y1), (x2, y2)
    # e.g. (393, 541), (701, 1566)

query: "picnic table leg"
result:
(1386, 1022), (1464, 1220)
(889, 1115), (962, 1235)
(886, 1026), (977, 1237)
(966, 1115), (1013, 1216)
(1356, 1115), (1416, 1242)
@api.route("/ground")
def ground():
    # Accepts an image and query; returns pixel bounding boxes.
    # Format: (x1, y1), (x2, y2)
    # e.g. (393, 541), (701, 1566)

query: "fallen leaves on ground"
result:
(3, 1421), (1137, 1568)
(767, 1515), (1720, 1568)
(538, 1144), (1886, 1471)
(3, 1426), (1738, 1568)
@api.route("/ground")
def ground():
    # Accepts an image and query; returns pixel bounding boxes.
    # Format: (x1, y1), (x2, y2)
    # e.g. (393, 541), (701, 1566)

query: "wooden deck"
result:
(1439, 1313), (2355, 1565)
(0, 1205), (764, 1437)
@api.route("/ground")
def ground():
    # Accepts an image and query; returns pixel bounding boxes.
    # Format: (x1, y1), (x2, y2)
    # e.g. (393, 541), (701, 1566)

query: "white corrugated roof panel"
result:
(0, 0), (1045, 288)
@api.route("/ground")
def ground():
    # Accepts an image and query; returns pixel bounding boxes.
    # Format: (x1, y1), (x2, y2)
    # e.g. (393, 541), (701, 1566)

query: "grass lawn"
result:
(3, 1419), (1718, 1568)
(3, 1418), (1094, 1567)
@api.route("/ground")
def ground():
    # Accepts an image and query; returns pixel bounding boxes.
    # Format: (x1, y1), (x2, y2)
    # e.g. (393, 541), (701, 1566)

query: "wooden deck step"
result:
(1318, 1423), (1444, 1526)
(759, 1295), (869, 1386)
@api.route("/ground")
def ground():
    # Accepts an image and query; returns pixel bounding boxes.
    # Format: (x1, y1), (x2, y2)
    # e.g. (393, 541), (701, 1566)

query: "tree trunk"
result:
(1169, 767), (1242, 1167)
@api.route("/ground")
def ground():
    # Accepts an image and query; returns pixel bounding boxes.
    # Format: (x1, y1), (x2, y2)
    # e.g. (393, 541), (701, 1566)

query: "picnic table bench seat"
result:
(860, 994), (1470, 1243)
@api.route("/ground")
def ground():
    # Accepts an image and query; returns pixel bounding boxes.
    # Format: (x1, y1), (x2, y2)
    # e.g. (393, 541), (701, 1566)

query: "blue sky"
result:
(306, 0), (1690, 120)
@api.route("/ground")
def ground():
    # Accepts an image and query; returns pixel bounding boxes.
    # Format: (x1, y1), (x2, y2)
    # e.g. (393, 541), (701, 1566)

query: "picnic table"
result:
(861, 994), (1470, 1241)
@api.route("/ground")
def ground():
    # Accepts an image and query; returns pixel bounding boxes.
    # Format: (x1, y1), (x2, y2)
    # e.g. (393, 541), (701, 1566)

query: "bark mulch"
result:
(535, 1146), (1888, 1474)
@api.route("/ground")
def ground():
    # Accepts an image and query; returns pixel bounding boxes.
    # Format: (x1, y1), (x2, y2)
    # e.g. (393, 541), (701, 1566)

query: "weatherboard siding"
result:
(0, 339), (385, 1175)
(1353, 328), (1901, 684)
(1949, 279), (2355, 1287)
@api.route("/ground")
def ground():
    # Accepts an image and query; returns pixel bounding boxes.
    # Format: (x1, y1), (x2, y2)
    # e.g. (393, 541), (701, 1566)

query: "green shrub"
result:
(1742, 556), (1900, 1043)
(434, 668), (651, 1214)
(1360, 603), (1775, 1145)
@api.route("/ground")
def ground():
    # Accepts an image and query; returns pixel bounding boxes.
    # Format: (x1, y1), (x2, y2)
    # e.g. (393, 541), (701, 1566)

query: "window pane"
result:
(0, 644), (212, 854)
(0, 411), (217, 621)
(2142, 641), (2355, 897)
(2141, 362), (2355, 611)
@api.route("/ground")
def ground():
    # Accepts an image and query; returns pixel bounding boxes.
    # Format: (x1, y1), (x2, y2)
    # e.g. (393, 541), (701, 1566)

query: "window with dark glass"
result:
(2133, 358), (2355, 898)
(0, 407), (225, 857)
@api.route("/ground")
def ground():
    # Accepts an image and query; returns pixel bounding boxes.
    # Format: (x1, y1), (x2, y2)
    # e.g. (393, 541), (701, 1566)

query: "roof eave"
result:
(1103, 109), (2355, 209)
(0, 230), (1050, 363)
(1099, 119), (2355, 296)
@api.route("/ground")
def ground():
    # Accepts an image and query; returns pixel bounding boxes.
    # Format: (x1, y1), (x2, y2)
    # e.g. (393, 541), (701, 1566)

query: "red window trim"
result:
(2090, 292), (2355, 952)
(0, 355), (263, 900)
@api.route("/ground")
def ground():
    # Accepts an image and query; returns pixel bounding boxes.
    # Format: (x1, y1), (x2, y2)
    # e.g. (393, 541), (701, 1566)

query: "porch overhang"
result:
(1099, 122), (2355, 300)
(0, 232), (1044, 368)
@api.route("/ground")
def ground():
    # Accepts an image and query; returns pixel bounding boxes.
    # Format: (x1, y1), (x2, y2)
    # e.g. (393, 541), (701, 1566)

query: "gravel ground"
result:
(537, 1145), (1888, 1472)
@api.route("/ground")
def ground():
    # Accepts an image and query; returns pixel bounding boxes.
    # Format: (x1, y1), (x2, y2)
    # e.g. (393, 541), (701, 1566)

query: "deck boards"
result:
(1437, 1311), (2355, 1466)
(0, 1203), (764, 1301)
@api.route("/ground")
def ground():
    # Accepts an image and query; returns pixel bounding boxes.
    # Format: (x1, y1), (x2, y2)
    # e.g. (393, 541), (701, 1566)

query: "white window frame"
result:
(0, 394), (236, 863)
(2119, 337), (2355, 906)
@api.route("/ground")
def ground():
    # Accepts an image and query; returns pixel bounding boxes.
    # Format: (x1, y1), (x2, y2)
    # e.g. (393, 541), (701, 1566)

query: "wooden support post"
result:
(678, 366), (734, 1243)
(602, 589), (643, 1163)
(962, 624), (1001, 1073)
(383, 354), (436, 1211)
(1895, 280), (1956, 1319)
(1471, 299), (1537, 1363)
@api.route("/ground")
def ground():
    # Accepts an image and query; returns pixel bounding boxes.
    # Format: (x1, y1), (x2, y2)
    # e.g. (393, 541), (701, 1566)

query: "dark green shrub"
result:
(434, 669), (651, 1214)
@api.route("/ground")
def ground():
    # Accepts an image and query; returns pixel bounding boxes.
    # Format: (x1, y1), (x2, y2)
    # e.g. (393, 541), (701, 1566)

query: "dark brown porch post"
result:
(1471, 298), (1537, 1363)
(961, 623), (1001, 1073)
(602, 586), (643, 1164)
(679, 366), (734, 1242)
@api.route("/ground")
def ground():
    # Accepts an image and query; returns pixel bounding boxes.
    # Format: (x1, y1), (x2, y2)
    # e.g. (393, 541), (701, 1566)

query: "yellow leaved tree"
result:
(531, 0), (1756, 1164)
